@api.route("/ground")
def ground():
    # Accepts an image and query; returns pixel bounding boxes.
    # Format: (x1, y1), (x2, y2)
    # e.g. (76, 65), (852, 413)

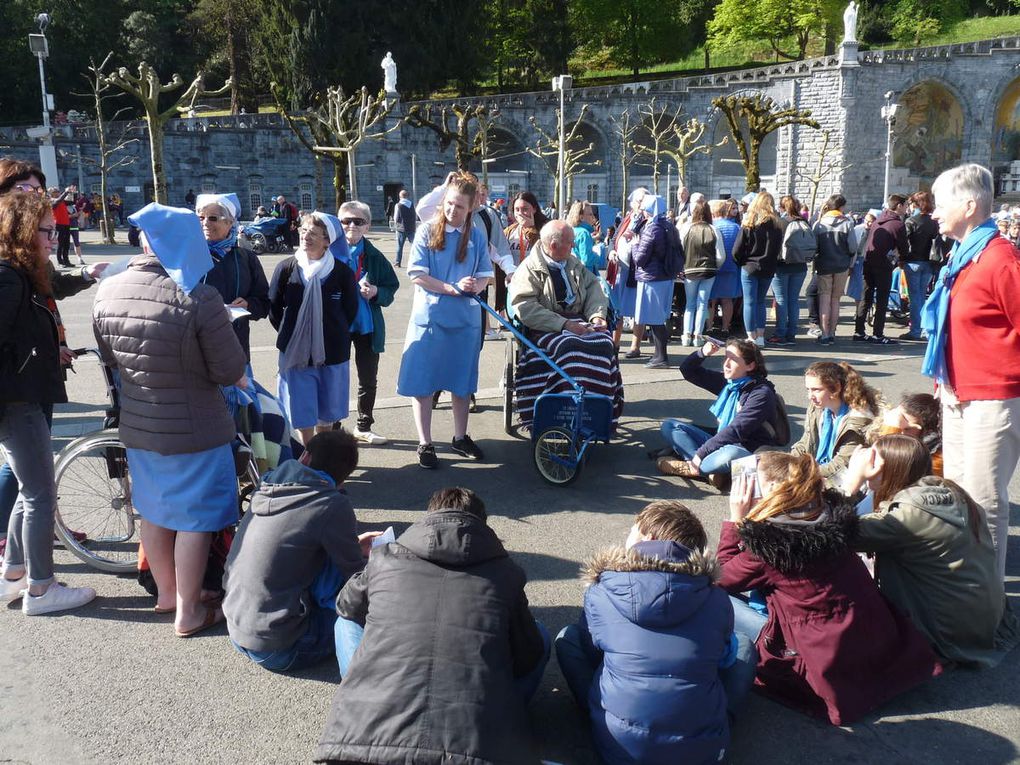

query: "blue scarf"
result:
(342, 240), (375, 336)
(208, 226), (238, 260)
(920, 219), (997, 383)
(815, 401), (849, 464)
(709, 377), (751, 427)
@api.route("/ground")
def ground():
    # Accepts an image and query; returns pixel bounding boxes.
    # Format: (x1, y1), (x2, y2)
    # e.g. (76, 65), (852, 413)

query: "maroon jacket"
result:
(718, 497), (940, 725)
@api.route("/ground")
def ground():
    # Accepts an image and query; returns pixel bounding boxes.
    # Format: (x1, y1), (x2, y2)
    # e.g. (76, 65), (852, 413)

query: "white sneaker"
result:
(693, 335), (705, 348)
(680, 334), (691, 347)
(0, 574), (27, 603)
(354, 428), (387, 445)
(22, 582), (97, 615)
(754, 336), (765, 348)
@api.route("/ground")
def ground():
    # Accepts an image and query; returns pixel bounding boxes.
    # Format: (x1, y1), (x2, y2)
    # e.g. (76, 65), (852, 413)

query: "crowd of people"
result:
(1, 155), (1020, 763)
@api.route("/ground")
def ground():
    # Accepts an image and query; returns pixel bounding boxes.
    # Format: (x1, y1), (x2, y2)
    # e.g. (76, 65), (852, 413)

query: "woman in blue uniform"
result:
(397, 173), (493, 469)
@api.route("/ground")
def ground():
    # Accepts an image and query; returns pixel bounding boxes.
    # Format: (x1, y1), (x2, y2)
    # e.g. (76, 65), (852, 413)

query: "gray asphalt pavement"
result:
(2, 228), (1017, 764)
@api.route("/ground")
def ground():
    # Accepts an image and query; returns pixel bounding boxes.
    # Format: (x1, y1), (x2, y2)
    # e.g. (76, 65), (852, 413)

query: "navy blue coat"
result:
(582, 540), (733, 765)
(679, 349), (779, 460)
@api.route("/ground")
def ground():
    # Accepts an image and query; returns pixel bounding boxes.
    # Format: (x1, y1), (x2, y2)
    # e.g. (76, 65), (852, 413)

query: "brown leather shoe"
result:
(707, 471), (732, 493)
(656, 457), (703, 479)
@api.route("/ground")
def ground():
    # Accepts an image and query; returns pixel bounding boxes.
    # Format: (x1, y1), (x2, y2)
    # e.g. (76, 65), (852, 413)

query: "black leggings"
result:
(351, 333), (380, 430)
(648, 324), (669, 364)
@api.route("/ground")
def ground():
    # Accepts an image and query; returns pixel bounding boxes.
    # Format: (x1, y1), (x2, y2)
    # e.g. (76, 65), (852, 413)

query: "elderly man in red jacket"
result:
(923, 163), (1020, 581)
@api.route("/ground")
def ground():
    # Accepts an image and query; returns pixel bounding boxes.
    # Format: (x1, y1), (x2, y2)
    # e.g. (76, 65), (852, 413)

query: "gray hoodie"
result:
(222, 460), (365, 652)
(812, 211), (854, 275)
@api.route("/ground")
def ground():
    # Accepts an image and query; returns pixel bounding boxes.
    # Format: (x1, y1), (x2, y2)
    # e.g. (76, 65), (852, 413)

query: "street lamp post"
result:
(552, 74), (572, 219)
(410, 153), (417, 202)
(28, 13), (59, 186)
(881, 91), (898, 202)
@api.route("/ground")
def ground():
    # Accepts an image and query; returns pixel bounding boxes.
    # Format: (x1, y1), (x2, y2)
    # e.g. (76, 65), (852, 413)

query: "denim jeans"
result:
(555, 620), (758, 719)
(0, 403), (57, 584)
(729, 594), (769, 642)
(902, 261), (933, 336)
(0, 403), (53, 540)
(683, 277), (716, 339)
(739, 269), (769, 334)
(233, 605), (338, 672)
(660, 420), (752, 474)
(395, 231), (409, 265)
(336, 616), (551, 703)
(771, 267), (807, 339)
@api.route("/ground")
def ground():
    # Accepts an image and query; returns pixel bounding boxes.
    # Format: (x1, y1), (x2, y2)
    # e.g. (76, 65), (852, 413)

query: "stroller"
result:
(240, 217), (292, 254)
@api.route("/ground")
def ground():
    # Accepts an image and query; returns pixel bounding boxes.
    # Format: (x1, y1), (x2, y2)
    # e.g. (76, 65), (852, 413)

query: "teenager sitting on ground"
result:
(555, 500), (756, 765)
(222, 429), (381, 673)
(719, 451), (939, 725)
(877, 392), (943, 476)
(315, 487), (549, 765)
(791, 361), (878, 486)
(657, 338), (781, 490)
(844, 435), (1019, 667)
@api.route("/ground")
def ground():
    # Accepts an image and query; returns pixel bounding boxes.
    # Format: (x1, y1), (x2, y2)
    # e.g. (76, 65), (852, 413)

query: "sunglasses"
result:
(341, 218), (367, 227)
(198, 215), (222, 222)
(15, 183), (43, 193)
(38, 226), (57, 241)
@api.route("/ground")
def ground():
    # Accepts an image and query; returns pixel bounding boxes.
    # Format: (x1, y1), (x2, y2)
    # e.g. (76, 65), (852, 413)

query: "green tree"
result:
(708, 0), (843, 61)
(186, 0), (262, 113)
(488, 0), (572, 89)
(712, 92), (820, 191)
(571, 0), (708, 76)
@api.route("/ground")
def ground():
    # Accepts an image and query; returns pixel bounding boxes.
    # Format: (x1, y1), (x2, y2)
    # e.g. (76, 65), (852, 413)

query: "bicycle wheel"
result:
(533, 426), (583, 486)
(54, 430), (139, 573)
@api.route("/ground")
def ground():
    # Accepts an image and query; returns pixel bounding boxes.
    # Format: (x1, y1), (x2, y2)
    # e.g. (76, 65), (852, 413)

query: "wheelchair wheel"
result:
(54, 430), (139, 573)
(534, 426), (583, 486)
(248, 231), (268, 255)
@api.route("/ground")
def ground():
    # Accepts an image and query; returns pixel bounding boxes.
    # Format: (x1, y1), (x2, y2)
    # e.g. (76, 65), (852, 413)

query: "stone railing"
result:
(859, 36), (1020, 64)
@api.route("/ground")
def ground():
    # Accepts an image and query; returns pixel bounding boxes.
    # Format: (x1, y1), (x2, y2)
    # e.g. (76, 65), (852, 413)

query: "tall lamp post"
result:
(552, 74), (572, 218)
(881, 91), (898, 202)
(28, 13), (59, 186)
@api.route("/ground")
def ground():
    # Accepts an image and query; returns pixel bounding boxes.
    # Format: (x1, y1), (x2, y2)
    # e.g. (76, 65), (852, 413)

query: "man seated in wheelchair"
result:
(509, 219), (624, 431)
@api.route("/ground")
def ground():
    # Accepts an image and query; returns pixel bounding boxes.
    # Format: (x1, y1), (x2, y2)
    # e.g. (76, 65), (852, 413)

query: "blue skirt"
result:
(610, 264), (638, 318)
(710, 267), (741, 299)
(634, 279), (673, 325)
(127, 443), (238, 532)
(397, 323), (480, 398)
(278, 360), (350, 429)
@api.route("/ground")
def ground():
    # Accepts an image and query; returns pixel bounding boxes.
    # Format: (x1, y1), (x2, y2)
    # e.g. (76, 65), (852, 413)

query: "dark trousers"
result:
(351, 333), (380, 431)
(55, 224), (72, 265)
(648, 324), (669, 364)
(855, 261), (893, 338)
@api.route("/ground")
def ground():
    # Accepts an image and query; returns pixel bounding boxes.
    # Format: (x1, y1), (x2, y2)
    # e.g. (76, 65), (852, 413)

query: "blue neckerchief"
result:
(921, 219), (997, 383)
(709, 376), (751, 427)
(815, 401), (850, 464)
(208, 227), (238, 260)
(340, 240), (374, 336)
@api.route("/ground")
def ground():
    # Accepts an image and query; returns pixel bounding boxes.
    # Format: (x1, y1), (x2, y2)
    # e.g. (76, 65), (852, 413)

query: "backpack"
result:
(780, 218), (817, 264)
(767, 391), (792, 447)
(663, 220), (686, 278)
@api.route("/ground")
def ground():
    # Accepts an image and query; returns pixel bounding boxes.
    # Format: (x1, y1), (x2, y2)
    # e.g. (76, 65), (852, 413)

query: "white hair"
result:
(339, 200), (372, 224)
(932, 163), (993, 220)
(689, 192), (706, 206)
(540, 219), (573, 247)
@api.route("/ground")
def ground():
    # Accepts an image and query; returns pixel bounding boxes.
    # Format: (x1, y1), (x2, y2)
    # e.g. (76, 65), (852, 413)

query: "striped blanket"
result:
(514, 330), (624, 430)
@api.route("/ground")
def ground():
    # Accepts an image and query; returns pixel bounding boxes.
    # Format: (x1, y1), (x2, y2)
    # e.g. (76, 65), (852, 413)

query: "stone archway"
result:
(993, 76), (1020, 163)
(891, 80), (963, 188)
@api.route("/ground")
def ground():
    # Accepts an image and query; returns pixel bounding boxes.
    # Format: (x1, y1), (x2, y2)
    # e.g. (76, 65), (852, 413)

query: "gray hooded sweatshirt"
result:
(223, 460), (365, 652)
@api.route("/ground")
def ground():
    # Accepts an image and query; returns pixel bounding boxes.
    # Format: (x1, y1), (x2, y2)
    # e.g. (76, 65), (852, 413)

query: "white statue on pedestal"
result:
(382, 52), (397, 93)
(843, 1), (858, 43)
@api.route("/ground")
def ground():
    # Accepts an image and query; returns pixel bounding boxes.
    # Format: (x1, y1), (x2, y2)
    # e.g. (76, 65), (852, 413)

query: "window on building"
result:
(299, 181), (313, 211)
(201, 177), (216, 193)
(90, 183), (102, 195)
(586, 183), (599, 203)
(249, 180), (263, 213)
(508, 182), (521, 197)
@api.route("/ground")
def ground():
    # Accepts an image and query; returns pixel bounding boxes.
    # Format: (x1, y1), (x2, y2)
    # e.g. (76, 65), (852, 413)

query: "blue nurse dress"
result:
(396, 223), (493, 398)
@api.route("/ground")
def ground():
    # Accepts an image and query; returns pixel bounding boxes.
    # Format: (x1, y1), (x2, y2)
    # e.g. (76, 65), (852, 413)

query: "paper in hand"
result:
(371, 526), (396, 548)
(227, 304), (252, 321)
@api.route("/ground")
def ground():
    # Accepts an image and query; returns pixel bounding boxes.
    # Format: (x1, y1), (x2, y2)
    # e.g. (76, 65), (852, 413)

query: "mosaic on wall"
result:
(892, 81), (964, 182)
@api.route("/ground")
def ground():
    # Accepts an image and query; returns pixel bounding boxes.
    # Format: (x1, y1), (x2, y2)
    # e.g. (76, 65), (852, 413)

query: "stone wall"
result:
(4, 36), (1020, 218)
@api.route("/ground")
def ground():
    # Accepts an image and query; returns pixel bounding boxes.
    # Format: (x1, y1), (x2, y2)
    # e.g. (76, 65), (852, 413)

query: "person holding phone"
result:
(657, 338), (782, 490)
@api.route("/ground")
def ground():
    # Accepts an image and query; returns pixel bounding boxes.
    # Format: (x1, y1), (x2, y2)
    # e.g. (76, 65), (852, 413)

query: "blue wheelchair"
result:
(473, 294), (614, 487)
(239, 217), (292, 254)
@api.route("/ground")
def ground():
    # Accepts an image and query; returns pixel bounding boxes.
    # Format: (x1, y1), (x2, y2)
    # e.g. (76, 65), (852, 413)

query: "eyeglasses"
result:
(38, 227), (57, 241)
(341, 218), (367, 227)
(14, 183), (43, 193)
(198, 215), (221, 222)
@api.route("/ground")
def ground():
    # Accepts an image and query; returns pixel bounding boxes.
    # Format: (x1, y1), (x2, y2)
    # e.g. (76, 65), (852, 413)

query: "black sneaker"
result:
(417, 443), (438, 469)
(871, 336), (898, 345)
(852, 333), (872, 342)
(451, 435), (485, 461)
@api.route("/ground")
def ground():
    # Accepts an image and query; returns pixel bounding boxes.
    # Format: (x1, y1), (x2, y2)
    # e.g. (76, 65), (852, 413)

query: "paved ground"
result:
(2, 228), (1017, 764)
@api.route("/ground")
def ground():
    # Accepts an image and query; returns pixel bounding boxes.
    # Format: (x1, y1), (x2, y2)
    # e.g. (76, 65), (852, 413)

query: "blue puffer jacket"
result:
(631, 215), (676, 282)
(582, 540), (733, 765)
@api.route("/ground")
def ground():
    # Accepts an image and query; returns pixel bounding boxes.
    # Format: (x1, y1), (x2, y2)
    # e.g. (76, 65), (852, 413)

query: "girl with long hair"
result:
(0, 192), (97, 614)
(732, 192), (782, 346)
(396, 173), (493, 468)
(845, 435), (1019, 666)
(566, 200), (598, 273)
(719, 451), (939, 724)
(501, 191), (548, 317)
(791, 361), (878, 484)
(680, 199), (719, 346)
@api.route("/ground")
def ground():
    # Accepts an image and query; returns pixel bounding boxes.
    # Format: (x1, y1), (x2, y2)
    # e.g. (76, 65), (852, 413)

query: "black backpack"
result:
(663, 221), (686, 278)
(768, 392), (792, 447)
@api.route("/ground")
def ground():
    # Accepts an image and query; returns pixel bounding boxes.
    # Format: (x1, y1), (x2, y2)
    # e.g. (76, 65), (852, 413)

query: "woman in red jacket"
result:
(718, 451), (939, 725)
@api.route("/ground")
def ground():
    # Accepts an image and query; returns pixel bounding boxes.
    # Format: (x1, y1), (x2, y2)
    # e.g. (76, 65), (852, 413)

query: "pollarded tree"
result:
(404, 103), (497, 171)
(794, 129), (851, 218)
(712, 93), (820, 192)
(665, 117), (728, 189)
(104, 63), (231, 204)
(708, 0), (844, 61)
(608, 109), (643, 209)
(633, 99), (684, 196)
(274, 84), (398, 205)
(526, 104), (600, 204)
